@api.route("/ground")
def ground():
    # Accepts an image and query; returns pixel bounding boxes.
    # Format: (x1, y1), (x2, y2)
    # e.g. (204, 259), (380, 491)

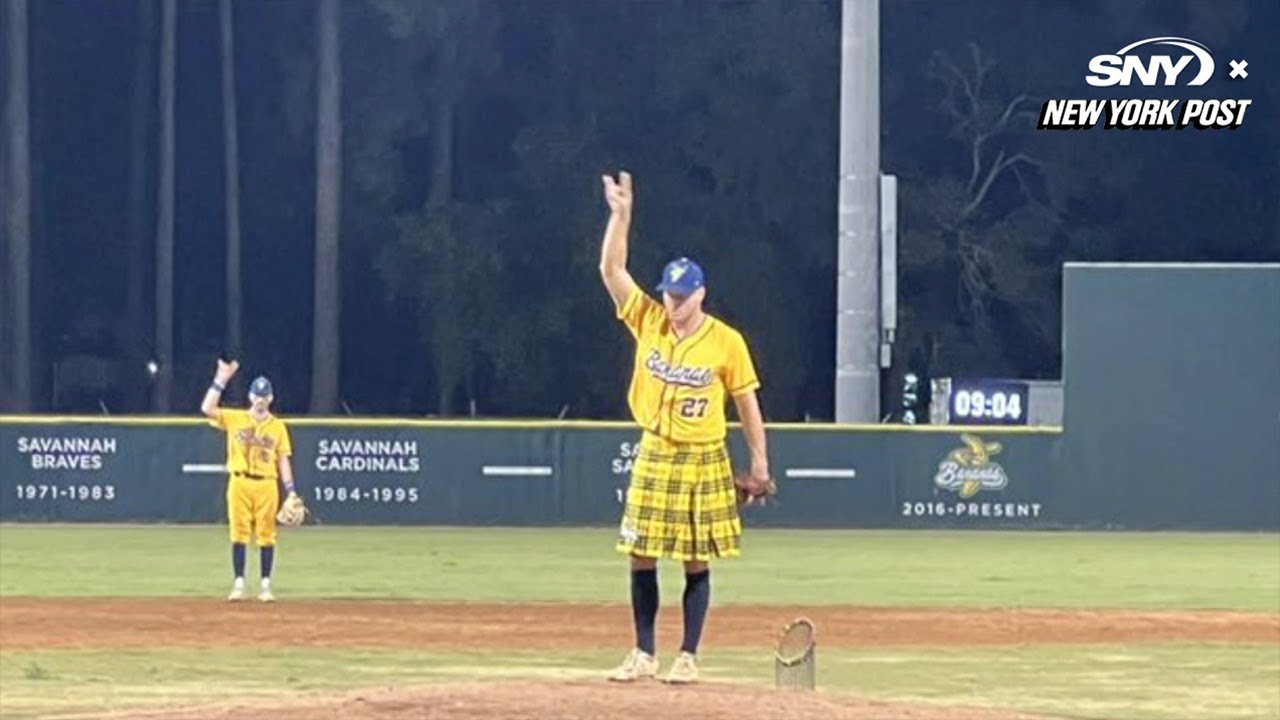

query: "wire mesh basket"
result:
(774, 617), (816, 690)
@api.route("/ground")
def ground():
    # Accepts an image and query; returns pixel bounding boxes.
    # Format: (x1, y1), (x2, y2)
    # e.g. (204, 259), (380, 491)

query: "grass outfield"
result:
(1, 525), (1277, 720)
(2, 525), (1277, 609)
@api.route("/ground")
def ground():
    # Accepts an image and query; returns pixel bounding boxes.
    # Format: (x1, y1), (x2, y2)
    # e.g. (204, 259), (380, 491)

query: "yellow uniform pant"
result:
(226, 475), (279, 546)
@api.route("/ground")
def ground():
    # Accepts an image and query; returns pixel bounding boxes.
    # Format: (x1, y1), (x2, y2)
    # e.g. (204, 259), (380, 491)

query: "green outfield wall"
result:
(0, 419), (1066, 529)
(1059, 263), (1280, 530)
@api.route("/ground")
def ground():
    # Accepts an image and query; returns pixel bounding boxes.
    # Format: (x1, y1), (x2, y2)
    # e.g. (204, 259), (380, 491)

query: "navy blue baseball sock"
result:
(232, 543), (246, 578)
(631, 568), (659, 655)
(260, 546), (275, 579)
(680, 570), (711, 654)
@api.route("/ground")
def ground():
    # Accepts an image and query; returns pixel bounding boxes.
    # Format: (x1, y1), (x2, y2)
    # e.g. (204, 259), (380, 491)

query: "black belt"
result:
(232, 472), (269, 480)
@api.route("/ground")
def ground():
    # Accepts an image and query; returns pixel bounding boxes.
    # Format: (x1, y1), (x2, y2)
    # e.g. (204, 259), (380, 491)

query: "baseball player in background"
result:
(598, 170), (773, 684)
(201, 359), (298, 602)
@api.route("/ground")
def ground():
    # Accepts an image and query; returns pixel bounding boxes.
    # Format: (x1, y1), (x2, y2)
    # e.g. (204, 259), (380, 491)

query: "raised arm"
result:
(599, 171), (639, 309)
(201, 359), (240, 420)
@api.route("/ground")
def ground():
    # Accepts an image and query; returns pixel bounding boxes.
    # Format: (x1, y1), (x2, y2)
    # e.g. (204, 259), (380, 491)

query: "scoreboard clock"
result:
(933, 378), (1030, 425)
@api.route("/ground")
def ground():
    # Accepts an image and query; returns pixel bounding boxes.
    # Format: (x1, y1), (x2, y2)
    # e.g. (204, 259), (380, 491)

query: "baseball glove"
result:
(276, 491), (309, 527)
(734, 473), (778, 506)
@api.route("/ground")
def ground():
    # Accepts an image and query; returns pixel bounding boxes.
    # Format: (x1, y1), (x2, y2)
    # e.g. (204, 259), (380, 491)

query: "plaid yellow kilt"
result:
(615, 432), (742, 561)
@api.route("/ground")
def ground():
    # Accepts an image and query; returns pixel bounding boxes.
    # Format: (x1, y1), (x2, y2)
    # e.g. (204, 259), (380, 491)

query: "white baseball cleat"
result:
(227, 578), (246, 602)
(608, 648), (659, 682)
(663, 652), (699, 684)
(258, 579), (276, 603)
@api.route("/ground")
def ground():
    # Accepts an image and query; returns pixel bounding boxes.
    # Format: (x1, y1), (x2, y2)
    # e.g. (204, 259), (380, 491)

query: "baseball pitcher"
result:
(599, 170), (775, 684)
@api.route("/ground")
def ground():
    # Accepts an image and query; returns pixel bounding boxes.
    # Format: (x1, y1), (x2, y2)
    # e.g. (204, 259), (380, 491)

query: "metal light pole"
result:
(834, 0), (881, 423)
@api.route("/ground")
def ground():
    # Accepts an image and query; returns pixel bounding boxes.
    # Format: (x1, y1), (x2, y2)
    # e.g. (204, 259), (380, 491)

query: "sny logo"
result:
(1038, 36), (1251, 131)
(1086, 37), (1214, 87)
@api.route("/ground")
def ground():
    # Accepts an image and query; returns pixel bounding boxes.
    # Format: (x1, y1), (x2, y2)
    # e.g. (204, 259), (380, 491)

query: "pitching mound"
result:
(90, 680), (1052, 720)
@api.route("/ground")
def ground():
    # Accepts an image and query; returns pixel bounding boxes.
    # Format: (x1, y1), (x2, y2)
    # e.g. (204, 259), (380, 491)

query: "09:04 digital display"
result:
(949, 380), (1029, 425)
(953, 389), (1022, 420)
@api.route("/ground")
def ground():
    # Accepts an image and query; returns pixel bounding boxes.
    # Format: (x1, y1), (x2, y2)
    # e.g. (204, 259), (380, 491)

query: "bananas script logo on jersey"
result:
(235, 428), (277, 450)
(934, 434), (1008, 499)
(645, 350), (713, 388)
(1038, 37), (1252, 130)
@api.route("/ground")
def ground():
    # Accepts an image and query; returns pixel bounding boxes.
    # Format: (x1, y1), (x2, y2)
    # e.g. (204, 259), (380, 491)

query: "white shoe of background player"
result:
(258, 578), (276, 603)
(227, 577), (246, 602)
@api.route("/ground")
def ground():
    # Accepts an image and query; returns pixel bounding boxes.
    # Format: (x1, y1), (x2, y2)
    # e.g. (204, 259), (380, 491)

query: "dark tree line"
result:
(2, 0), (1277, 419)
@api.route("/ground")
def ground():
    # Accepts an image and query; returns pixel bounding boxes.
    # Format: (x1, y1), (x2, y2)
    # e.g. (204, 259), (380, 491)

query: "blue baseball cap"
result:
(655, 257), (705, 297)
(249, 376), (274, 398)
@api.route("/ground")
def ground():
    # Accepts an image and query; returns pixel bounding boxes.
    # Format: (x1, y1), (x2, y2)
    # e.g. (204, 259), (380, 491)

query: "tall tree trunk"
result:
(5, 0), (32, 412)
(152, 0), (176, 412)
(427, 91), (454, 208)
(0, 117), (7, 410)
(310, 0), (341, 414)
(433, 317), (459, 417)
(436, 380), (452, 417)
(219, 0), (242, 374)
(425, 45), (455, 416)
(426, 31), (458, 210)
(126, 0), (154, 398)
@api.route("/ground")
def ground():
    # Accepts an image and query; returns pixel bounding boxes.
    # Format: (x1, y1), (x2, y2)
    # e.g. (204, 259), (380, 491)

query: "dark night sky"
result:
(8, 0), (1279, 416)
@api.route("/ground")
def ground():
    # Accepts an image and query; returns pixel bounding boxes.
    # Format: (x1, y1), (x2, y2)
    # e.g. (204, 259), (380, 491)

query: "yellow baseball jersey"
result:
(210, 409), (293, 479)
(617, 287), (760, 443)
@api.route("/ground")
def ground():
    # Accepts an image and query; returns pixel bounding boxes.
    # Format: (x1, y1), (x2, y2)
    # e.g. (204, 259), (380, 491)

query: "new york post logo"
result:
(1038, 37), (1252, 131)
(933, 434), (1008, 499)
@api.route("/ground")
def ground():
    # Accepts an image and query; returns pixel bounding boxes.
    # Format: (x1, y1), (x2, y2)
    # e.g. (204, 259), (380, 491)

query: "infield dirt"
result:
(5, 598), (1276, 720)
(2, 598), (1274, 650)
